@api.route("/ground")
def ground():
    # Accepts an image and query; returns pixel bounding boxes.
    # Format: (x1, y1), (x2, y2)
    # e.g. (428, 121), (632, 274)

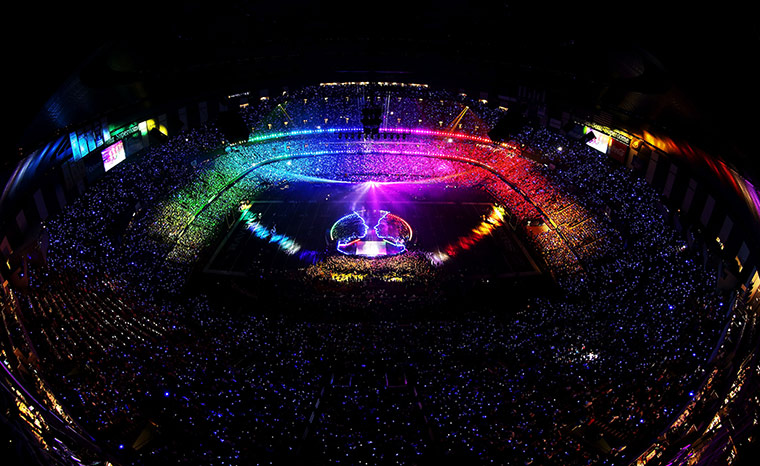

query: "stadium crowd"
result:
(0, 84), (735, 465)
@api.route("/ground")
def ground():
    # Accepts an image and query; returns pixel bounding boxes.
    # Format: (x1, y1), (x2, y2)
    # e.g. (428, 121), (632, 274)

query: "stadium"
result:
(2, 3), (759, 466)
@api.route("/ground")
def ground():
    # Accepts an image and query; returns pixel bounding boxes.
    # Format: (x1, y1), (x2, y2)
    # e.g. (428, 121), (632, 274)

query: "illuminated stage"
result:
(330, 210), (412, 257)
(202, 182), (541, 281)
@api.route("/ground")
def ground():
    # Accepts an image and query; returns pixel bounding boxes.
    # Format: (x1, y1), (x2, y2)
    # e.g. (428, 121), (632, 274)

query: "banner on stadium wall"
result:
(0, 236), (10, 256)
(69, 123), (110, 160)
(608, 139), (629, 164)
(61, 159), (85, 191)
(83, 151), (105, 185)
(583, 127), (611, 154)
(70, 118), (167, 163)
(579, 121), (631, 145)
(61, 162), (73, 191)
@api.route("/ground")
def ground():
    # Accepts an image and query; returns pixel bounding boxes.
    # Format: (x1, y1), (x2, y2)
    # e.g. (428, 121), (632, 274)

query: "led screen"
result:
(102, 140), (126, 171)
(584, 127), (611, 154)
(356, 241), (387, 257)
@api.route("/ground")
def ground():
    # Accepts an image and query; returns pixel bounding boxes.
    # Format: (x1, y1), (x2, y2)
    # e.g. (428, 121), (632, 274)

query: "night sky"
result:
(5, 2), (758, 174)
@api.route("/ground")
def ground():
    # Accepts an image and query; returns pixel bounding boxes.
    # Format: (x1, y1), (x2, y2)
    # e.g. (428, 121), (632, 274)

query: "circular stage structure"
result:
(330, 209), (412, 257)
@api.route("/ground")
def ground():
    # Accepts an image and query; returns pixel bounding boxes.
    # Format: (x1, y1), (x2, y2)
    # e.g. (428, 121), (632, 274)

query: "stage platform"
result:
(203, 182), (541, 280)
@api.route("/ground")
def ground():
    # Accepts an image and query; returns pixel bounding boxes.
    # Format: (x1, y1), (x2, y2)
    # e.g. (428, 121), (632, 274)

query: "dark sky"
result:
(5, 2), (759, 173)
(6, 2), (171, 156)
(7, 4), (107, 157)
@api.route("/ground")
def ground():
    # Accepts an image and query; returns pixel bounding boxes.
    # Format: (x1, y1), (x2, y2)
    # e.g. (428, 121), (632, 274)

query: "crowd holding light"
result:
(0, 83), (749, 466)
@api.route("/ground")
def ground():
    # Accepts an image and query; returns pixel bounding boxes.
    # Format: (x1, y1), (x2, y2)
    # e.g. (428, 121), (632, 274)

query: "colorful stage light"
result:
(442, 205), (507, 258)
(156, 122), (573, 272)
(332, 210), (411, 258)
(242, 209), (302, 255)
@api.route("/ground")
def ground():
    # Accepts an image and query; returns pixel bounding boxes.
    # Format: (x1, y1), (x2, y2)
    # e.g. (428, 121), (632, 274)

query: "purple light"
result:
(380, 127), (494, 144)
(333, 210), (410, 257)
(249, 126), (494, 145)
(102, 140), (126, 171)
(356, 241), (386, 257)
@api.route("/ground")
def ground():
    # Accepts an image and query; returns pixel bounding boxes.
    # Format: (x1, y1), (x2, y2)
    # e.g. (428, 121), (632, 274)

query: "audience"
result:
(0, 83), (740, 465)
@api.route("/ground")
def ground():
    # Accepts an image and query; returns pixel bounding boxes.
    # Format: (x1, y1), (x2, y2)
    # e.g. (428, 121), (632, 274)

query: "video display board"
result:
(583, 127), (611, 154)
(102, 140), (126, 172)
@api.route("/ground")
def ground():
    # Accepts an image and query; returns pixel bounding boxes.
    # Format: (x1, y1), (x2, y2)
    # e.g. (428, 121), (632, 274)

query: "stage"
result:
(203, 182), (541, 281)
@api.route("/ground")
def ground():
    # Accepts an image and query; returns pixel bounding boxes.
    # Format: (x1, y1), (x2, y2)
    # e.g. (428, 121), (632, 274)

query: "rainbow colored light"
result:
(248, 127), (495, 145)
(438, 204), (507, 260)
(242, 209), (302, 255)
